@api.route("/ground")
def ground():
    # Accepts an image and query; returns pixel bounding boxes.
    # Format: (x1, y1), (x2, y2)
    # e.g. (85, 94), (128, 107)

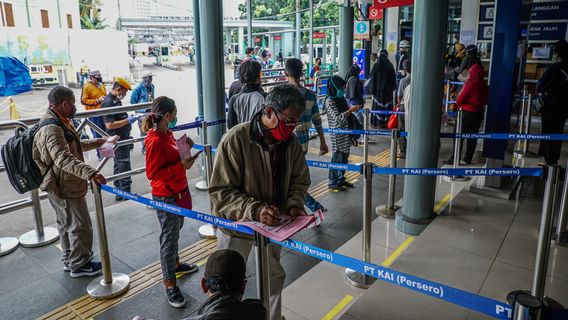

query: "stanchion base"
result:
(514, 150), (538, 159)
(443, 175), (471, 182)
(195, 180), (208, 191)
(345, 268), (376, 289)
(507, 290), (565, 318)
(199, 224), (217, 239)
(376, 205), (400, 219)
(553, 231), (568, 247)
(19, 227), (59, 248)
(87, 273), (130, 299)
(0, 237), (19, 257)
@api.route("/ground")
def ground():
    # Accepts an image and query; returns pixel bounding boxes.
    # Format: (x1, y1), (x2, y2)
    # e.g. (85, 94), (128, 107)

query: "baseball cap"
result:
(115, 77), (132, 91)
(204, 249), (246, 280)
(90, 70), (102, 78)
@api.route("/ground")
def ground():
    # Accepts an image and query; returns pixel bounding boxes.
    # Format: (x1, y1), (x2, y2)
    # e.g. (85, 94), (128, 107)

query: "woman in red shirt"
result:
(142, 96), (198, 308)
(444, 57), (488, 165)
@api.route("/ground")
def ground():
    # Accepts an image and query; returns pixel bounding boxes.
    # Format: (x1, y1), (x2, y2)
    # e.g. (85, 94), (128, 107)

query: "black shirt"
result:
(101, 93), (131, 140)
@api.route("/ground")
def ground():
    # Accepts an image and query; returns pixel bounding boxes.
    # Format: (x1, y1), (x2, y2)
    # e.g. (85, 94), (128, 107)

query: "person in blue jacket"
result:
(131, 71), (155, 154)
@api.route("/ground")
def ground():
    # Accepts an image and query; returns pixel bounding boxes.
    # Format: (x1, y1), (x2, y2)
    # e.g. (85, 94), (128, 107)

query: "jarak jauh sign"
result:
(373, 0), (414, 9)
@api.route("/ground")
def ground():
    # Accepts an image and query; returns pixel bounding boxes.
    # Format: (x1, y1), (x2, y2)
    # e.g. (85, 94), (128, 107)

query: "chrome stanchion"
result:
(363, 108), (370, 163)
(554, 161), (568, 246)
(0, 237), (19, 257)
(446, 110), (470, 182)
(531, 166), (559, 300)
(198, 144), (217, 239)
(444, 80), (450, 114)
(507, 291), (542, 320)
(515, 89), (527, 155)
(376, 129), (400, 218)
(255, 232), (271, 320)
(19, 189), (59, 247)
(87, 183), (130, 299)
(346, 163), (376, 289)
(522, 94), (537, 157)
(195, 120), (208, 191)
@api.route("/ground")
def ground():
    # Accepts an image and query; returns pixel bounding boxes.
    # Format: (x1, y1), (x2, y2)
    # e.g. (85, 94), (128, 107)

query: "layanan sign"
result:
(373, 0), (414, 9)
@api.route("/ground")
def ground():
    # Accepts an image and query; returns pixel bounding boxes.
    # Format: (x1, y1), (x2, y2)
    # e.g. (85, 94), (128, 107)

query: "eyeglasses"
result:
(273, 108), (299, 127)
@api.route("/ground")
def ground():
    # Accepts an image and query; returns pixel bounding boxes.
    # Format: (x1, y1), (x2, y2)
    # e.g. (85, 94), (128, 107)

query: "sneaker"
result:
(459, 160), (471, 166)
(328, 185), (346, 192)
(115, 195), (125, 201)
(340, 181), (355, 188)
(442, 159), (454, 165)
(70, 261), (103, 278)
(63, 265), (70, 272)
(166, 286), (186, 308)
(175, 262), (198, 279)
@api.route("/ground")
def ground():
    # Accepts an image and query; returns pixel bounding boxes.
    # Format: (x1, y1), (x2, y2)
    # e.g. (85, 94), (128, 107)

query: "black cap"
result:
(466, 44), (478, 56)
(204, 249), (246, 279)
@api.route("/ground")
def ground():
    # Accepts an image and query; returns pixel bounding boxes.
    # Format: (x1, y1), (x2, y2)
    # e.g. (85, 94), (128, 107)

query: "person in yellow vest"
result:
(81, 70), (107, 159)
(80, 60), (89, 87)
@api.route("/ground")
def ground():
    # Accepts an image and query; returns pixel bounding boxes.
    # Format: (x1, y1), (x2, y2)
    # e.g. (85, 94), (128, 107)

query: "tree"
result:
(79, 0), (107, 29)
(80, 15), (108, 30)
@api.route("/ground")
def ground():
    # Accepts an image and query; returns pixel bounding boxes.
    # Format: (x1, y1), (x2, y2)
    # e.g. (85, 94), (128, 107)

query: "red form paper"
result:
(176, 133), (192, 160)
(237, 214), (321, 242)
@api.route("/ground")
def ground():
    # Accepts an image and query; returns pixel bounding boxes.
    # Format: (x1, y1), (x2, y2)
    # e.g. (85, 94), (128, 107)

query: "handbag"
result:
(387, 106), (399, 130)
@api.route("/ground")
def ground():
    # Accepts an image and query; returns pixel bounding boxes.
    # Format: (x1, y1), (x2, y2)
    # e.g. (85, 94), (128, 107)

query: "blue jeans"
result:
(153, 195), (184, 281)
(329, 151), (349, 188)
(89, 116), (105, 139)
(305, 193), (323, 212)
(113, 144), (132, 192)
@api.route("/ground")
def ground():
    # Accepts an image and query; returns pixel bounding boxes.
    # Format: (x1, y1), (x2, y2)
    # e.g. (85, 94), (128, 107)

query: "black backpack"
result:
(1, 119), (72, 194)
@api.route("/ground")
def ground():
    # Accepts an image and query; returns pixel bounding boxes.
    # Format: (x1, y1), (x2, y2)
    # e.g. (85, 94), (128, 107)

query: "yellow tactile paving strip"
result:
(39, 239), (217, 320)
(40, 146), (392, 319)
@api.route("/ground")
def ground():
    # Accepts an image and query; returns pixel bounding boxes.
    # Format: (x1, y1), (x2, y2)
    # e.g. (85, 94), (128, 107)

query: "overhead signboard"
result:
(529, 22), (567, 41)
(354, 21), (370, 40)
(373, 0), (414, 9)
(313, 32), (326, 39)
(531, 1), (568, 20)
(369, 6), (383, 20)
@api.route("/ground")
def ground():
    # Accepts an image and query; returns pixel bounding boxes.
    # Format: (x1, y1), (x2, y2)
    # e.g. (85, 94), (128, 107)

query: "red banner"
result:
(373, 0), (414, 9)
(369, 6), (383, 20)
(313, 32), (326, 39)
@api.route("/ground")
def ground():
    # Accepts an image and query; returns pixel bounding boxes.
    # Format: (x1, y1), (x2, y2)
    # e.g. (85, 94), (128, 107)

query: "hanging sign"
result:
(369, 6), (383, 20)
(373, 0), (414, 9)
(529, 22), (567, 41)
(354, 21), (370, 40)
(313, 32), (326, 39)
(531, 1), (568, 21)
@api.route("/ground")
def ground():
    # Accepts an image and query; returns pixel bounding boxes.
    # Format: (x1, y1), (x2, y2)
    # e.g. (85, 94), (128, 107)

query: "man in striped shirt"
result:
(286, 58), (329, 212)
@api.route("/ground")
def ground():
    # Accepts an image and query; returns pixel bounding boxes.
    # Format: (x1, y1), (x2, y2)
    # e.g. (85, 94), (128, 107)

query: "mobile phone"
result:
(191, 150), (203, 160)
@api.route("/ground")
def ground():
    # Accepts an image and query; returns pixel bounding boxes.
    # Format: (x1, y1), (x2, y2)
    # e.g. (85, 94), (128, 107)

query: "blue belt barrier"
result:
(369, 110), (406, 116)
(172, 121), (201, 131)
(442, 100), (457, 104)
(312, 128), (409, 137)
(206, 119), (226, 127)
(372, 167), (542, 177)
(306, 160), (362, 172)
(449, 81), (464, 85)
(447, 112), (458, 117)
(99, 185), (513, 319)
(440, 132), (568, 141)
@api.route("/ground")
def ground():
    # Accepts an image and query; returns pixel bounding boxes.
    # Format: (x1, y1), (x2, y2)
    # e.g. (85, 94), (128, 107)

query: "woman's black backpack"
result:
(1, 119), (70, 194)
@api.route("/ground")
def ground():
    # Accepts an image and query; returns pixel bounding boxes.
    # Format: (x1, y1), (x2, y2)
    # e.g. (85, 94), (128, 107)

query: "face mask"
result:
(167, 115), (178, 129)
(269, 112), (295, 141)
(335, 89), (345, 99)
(143, 79), (152, 87)
(117, 94), (125, 100)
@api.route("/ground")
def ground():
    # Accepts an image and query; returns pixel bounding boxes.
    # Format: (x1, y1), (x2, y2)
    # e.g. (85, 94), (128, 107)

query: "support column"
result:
(193, 0), (204, 120)
(339, 1), (354, 78)
(247, 0), (253, 49)
(396, 0), (449, 235)
(296, 0), (301, 58)
(331, 29), (337, 66)
(238, 26), (245, 54)
(199, 0), (225, 147)
(268, 35), (275, 56)
(323, 34), (328, 65)
(225, 29), (231, 53)
(309, 0), (314, 69)
(482, 0), (522, 188)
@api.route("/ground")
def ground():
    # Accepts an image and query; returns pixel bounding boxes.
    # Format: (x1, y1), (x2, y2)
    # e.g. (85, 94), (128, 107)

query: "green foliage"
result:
(80, 15), (108, 30)
(79, 0), (106, 29)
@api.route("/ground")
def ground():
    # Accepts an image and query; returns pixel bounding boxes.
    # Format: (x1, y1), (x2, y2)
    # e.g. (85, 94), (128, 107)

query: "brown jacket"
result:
(208, 117), (310, 240)
(32, 109), (99, 199)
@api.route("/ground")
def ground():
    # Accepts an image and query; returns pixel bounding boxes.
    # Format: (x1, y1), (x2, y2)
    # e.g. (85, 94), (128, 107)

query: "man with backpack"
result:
(32, 86), (108, 277)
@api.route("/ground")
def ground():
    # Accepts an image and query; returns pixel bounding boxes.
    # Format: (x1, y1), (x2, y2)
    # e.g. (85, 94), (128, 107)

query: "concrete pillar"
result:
(323, 34), (328, 65)
(397, 0), (449, 235)
(192, 0), (204, 119)
(308, 0), (314, 69)
(296, 0), (301, 58)
(339, 1), (354, 78)
(268, 35), (274, 56)
(385, 6), (400, 65)
(238, 26), (245, 54)
(199, 0), (225, 146)
(331, 29), (337, 66)
(459, 0), (480, 45)
(225, 29), (231, 52)
(247, 0), (253, 49)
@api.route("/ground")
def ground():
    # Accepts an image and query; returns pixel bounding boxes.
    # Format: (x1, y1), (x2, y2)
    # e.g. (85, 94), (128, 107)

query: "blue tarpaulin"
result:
(0, 57), (32, 97)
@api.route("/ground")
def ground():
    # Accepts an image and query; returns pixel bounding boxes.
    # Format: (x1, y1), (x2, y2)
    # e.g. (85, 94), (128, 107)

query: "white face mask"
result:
(117, 93), (125, 100)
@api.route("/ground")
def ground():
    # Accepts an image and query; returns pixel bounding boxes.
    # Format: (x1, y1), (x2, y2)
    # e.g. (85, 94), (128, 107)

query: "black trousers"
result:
(541, 107), (567, 165)
(449, 110), (484, 162)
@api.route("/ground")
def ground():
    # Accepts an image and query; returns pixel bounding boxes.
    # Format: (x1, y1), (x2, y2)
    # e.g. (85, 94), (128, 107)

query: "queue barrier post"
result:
(198, 144), (217, 239)
(447, 110), (470, 182)
(376, 129), (400, 219)
(523, 94), (536, 157)
(444, 80), (450, 114)
(345, 163), (376, 289)
(87, 183), (130, 299)
(555, 160), (568, 246)
(18, 189), (60, 247)
(515, 88), (527, 155)
(363, 108), (370, 163)
(0, 237), (19, 257)
(195, 120), (208, 191)
(255, 232), (271, 320)
(506, 291), (542, 320)
(531, 166), (559, 300)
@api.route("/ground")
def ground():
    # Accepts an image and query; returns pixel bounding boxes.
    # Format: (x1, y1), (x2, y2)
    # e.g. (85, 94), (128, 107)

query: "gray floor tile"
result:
(495, 230), (568, 281)
(339, 313), (361, 320)
(440, 192), (517, 229)
(419, 217), (508, 259)
(281, 251), (322, 288)
(0, 276), (71, 320)
(0, 248), (50, 293)
(282, 307), (310, 320)
(112, 232), (161, 270)
(391, 238), (493, 293)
